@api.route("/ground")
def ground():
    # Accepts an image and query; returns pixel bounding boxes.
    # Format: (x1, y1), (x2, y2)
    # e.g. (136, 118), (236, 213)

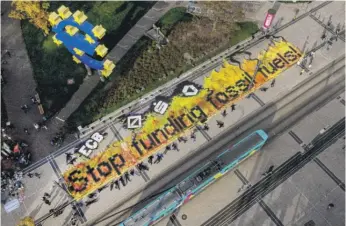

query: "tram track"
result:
(203, 119), (345, 226)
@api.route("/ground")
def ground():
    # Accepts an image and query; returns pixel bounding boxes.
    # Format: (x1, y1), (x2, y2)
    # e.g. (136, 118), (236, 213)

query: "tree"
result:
(9, 0), (50, 35)
(198, 1), (244, 31)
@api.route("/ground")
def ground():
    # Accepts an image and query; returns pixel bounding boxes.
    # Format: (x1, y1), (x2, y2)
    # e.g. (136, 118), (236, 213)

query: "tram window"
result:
(178, 180), (194, 193)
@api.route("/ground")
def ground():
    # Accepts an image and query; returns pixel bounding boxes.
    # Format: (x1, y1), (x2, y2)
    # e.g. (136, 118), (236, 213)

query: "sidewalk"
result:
(1, 1), (55, 160)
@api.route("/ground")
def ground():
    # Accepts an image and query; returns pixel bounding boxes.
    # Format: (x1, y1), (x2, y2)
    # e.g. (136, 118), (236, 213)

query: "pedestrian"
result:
(327, 203), (335, 209)
(27, 173), (33, 178)
(129, 169), (135, 176)
(148, 155), (154, 165)
(119, 176), (126, 187)
(182, 137), (188, 143)
(34, 173), (41, 179)
(43, 198), (51, 205)
(138, 162), (149, 171)
(300, 69), (305, 75)
(24, 128), (30, 135)
(321, 33), (326, 40)
(191, 133), (196, 141)
(88, 193), (97, 199)
(166, 145), (171, 151)
(260, 87), (268, 92)
(21, 106), (27, 114)
(203, 124), (209, 131)
(231, 104), (236, 112)
(221, 109), (227, 117)
(270, 79), (276, 87)
(68, 157), (77, 165)
(31, 97), (36, 104)
(172, 142), (178, 151)
(114, 180), (120, 190)
(124, 172), (131, 182)
(44, 192), (51, 198)
(154, 153), (164, 164)
(178, 137), (184, 143)
(5, 50), (11, 58)
(110, 181), (115, 191)
(216, 120), (224, 128)
(65, 153), (73, 163)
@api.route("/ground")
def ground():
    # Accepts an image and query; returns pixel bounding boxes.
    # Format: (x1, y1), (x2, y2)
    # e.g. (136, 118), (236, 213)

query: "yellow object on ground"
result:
(57, 5), (72, 19)
(73, 10), (87, 25)
(92, 25), (106, 39)
(65, 25), (79, 36)
(85, 34), (96, 44)
(17, 217), (35, 226)
(73, 48), (84, 56)
(72, 56), (81, 64)
(48, 12), (62, 26)
(52, 35), (63, 46)
(95, 45), (108, 57)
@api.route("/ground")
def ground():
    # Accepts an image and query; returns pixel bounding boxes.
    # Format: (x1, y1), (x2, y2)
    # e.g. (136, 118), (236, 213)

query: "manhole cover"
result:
(182, 214), (187, 220)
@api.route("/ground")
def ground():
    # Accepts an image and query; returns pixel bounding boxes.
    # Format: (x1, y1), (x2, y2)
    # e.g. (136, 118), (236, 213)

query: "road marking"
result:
(55, 117), (65, 122)
(288, 131), (303, 144)
(170, 213), (183, 226)
(251, 93), (265, 106)
(136, 165), (150, 182)
(196, 125), (212, 141)
(258, 199), (284, 226)
(314, 158), (345, 191)
(234, 169), (249, 185)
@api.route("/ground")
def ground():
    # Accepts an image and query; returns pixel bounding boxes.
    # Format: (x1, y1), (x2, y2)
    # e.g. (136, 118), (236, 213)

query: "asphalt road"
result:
(86, 55), (345, 226)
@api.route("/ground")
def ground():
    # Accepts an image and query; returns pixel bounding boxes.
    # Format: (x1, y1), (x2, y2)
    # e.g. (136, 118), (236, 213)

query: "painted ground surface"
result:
(63, 39), (302, 200)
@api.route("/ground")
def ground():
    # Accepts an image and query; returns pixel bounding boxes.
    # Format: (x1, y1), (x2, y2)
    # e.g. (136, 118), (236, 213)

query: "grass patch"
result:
(158, 7), (191, 34)
(22, 2), (154, 116)
(230, 22), (259, 46)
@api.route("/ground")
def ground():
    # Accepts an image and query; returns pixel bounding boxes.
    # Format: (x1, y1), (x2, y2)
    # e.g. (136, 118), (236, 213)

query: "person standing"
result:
(148, 155), (154, 165)
(270, 79), (276, 87)
(191, 133), (196, 142)
(327, 203), (335, 209)
(216, 120), (224, 128)
(231, 104), (236, 112)
(154, 153), (164, 164)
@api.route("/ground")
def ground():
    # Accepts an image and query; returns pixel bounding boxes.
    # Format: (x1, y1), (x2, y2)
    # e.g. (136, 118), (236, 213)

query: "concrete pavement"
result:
(166, 96), (344, 226)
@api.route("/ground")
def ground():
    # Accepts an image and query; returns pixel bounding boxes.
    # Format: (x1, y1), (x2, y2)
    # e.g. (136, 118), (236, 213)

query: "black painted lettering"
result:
(96, 161), (112, 177)
(151, 129), (168, 144)
(272, 58), (285, 69)
(190, 105), (208, 123)
(215, 92), (229, 104)
(277, 53), (289, 64)
(139, 134), (157, 150)
(283, 51), (298, 62)
(67, 170), (88, 192)
(86, 166), (100, 183)
(131, 140), (143, 156)
(109, 154), (126, 175)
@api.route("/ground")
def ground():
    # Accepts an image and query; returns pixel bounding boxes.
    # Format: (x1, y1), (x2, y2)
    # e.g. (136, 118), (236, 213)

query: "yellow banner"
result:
(63, 39), (302, 200)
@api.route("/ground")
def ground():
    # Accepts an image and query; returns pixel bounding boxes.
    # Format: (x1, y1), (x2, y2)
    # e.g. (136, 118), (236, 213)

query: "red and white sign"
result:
(263, 11), (275, 29)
